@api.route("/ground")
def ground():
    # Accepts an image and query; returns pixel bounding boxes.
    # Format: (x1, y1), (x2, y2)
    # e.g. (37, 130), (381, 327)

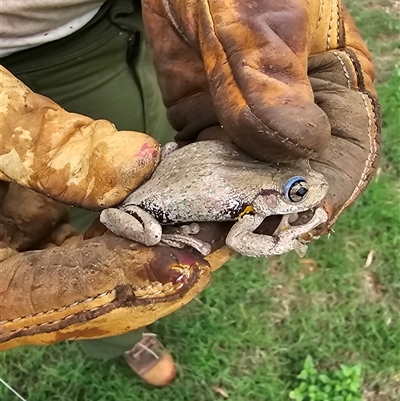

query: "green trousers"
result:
(1, 0), (175, 360)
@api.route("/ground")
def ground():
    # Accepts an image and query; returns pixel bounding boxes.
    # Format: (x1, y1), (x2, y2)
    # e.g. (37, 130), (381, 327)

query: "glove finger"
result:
(143, 0), (331, 162)
(142, 0), (220, 141)
(196, 0), (331, 161)
(0, 236), (211, 350)
(0, 66), (161, 210)
(0, 183), (69, 251)
(307, 76), (380, 236)
(305, 5), (381, 236)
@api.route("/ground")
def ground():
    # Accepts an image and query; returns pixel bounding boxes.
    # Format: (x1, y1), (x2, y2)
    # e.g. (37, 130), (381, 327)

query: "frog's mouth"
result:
(254, 208), (318, 236)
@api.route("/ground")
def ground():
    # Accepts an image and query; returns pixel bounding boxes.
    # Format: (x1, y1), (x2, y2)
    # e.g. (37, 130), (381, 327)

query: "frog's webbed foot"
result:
(100, 206), (162, 246)
(161, 223), (212, 256)
(226, 208), (328, 258)
(160, 142), (179, 160)
(275, 208), (328, 257)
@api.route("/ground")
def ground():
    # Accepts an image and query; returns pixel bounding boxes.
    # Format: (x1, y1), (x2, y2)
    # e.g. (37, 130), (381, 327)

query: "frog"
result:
(100, 140), (329, 258)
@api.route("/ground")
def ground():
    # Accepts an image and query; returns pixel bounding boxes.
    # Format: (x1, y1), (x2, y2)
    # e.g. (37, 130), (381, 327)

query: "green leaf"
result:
(304, 355), (315, 370)
(299, 381), (309, 391)
(298, 370), (308, 380)
(289, 390), (304, 401)
(333, 396), (345, 401)
(350, 380), (361, 393)
(353, 364), (362, 377)
(319, 374), (330, 384)
(335, 370), (344, 379)
(335, 384), (343, 392)
(341, 365), (353, 377)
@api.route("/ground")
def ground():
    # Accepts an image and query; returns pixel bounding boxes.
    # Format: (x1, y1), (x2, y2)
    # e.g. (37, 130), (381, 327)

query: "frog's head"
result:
(254, 161), (329, 216)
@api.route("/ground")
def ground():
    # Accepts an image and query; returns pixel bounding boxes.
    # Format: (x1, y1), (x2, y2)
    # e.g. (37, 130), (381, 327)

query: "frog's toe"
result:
(100, 207), (162, 246)
(160, 142), (179, 160)
(170, 223), (201, 235)
(314, 207), (329, 224)
(161, 234), (212, 256)
(293, 240), (308, 258)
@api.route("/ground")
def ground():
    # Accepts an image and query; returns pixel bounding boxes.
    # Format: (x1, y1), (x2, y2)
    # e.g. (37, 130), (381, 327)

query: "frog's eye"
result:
(283, 176), (308, 202)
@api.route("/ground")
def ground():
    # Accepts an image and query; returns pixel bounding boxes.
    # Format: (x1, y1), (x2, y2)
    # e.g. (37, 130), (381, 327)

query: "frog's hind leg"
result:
(160, 142), (179, 160)
(161, 223), (212, 256)
(226, 208), (328, 258)
(100, 206), (162, 246)
(226, 213), (277, 257)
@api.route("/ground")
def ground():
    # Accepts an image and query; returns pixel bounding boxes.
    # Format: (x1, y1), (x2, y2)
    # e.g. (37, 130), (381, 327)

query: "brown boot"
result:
(124, 333), (176, 387)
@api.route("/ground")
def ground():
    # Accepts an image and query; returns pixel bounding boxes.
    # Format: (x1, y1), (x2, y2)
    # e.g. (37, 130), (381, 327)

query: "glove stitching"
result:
(331, 52), (351, 88)
(336, 0), (341, 48)
(0, 279), (185, 327)
(0, 290), (114, 325)
(317, 0), (326, 29)
(162, 0), (190, 45)
(343, 49), (367, 93)
(334, 93), (378, 220)
(326, 0), (334, 50)
(1, 281), (186, 337)
(324, 47), (379, 228)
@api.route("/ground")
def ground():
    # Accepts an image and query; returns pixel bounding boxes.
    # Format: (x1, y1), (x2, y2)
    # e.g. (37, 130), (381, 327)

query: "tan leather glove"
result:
(142, 0), (381, 234)
(0, 67), (234, 351)
(0, 66), (160, 213)
(1, 0), (381, 350)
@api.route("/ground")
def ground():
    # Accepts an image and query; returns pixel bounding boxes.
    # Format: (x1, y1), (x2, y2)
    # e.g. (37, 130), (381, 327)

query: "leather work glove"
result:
(1, 0), (381, 351)
(0, 66), (234, 351)
(142, 0), (381, 235)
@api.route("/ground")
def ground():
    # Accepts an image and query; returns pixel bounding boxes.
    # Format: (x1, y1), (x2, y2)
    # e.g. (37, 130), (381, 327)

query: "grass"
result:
(1, 1), (399, 400)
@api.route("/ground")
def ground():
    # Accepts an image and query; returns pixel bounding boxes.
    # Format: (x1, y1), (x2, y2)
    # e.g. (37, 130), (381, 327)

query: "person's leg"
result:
(1, 0), (176, 384)
(79, 331), (143, 360)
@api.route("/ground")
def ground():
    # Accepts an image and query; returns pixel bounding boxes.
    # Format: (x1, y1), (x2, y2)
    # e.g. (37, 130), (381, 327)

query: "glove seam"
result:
(343, 48), (370, 94)
(326, 0), (342, 51)
(0, 278), (187, 327)
(323, 45), (380, 229)
(162, 0), (190, 45)
(334, 92), (379, 218)
(0, 290), (114, 325)
(0, 277), (192, 338)
(331, 51), (352, 88)
(317, 0), (326, 29)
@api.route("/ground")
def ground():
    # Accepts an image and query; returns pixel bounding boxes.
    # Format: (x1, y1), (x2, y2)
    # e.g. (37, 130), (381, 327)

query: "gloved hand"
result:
(1, 0), (381, 351)
(142, 0), (381, 235)
(0, 66), (234, 351)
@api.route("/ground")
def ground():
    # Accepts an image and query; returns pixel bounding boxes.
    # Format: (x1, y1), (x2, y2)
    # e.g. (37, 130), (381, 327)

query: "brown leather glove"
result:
(142, 0), (381, 234)
(0, 67), (234, 351)
(1, 0), (381, 350)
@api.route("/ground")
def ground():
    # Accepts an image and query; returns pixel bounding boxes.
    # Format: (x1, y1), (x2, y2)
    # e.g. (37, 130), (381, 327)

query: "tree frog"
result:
(100, 140), (329, 258)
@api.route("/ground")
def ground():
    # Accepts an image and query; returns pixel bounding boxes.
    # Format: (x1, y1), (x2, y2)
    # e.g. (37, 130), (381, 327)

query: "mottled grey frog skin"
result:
(100, 140), (329, 258)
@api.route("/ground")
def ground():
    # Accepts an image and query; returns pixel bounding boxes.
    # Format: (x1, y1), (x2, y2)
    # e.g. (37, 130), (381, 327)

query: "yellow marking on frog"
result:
(238, 205), (254, 219)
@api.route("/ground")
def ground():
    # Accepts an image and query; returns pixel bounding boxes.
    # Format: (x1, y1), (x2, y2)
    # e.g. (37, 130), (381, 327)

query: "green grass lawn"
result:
(1, 1), (399, 400)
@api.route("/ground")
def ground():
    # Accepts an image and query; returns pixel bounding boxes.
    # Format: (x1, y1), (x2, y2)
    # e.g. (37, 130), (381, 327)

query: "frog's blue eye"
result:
(283, 176), (308, 203)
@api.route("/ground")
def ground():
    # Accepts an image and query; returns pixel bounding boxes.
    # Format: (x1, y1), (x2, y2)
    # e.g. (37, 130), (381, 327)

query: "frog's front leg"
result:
(226, 208), (328, 258)
(100, 206), (162, 246)
(161, 224), (212, 256)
